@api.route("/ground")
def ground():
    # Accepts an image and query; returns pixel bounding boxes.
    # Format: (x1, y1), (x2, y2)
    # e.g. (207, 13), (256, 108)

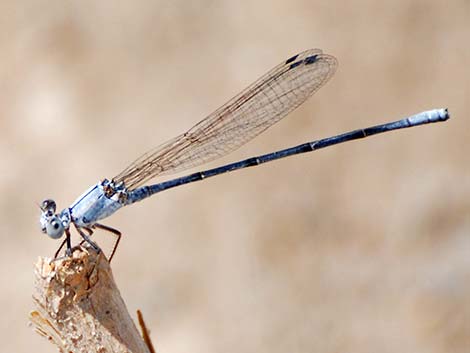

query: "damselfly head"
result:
(40, 199), (56, 215)
(39, 199), (65, 239)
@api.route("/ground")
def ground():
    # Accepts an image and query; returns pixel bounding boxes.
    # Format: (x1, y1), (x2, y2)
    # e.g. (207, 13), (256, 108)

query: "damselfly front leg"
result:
(54, 227), (93, 259)
(53, 223), (122, 262)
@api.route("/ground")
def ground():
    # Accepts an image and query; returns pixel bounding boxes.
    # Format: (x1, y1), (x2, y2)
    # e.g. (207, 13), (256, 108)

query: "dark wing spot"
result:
(304, 55), (318, 65)
(289, 61), (302, 69)
(285, 54), (299, 64)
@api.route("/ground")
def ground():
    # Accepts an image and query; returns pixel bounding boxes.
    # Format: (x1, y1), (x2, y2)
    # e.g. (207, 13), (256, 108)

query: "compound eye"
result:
(41, 199), (56, 213)
(45, 216), (64, 239)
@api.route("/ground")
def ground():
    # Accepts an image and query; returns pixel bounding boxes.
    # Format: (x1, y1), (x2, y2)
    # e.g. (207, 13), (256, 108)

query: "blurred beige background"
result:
(1, 1), (469, 352)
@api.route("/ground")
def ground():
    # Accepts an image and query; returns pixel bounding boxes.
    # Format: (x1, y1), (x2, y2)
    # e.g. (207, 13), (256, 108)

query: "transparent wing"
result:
(113, 49), (337, 190)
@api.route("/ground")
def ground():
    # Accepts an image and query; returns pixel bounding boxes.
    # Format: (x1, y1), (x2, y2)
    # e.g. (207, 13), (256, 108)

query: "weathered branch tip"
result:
(30, 246), (153, 353)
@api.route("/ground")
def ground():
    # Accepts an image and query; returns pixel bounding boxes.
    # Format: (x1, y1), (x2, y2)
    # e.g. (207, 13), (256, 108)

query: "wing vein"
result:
(113, 49), (337, 189)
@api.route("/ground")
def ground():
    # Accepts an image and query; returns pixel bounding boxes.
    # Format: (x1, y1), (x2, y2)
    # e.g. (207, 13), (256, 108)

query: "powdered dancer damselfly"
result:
(39, 49), (449, 260)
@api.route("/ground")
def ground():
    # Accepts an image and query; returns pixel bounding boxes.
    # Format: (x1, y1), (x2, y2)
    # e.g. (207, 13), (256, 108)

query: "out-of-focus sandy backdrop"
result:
(1, 1), (468, 352)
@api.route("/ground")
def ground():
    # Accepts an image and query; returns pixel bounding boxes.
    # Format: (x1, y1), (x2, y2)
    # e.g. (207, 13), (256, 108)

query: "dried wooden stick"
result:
(137, 310), (157, 353)
(30, 246), (151, 353)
